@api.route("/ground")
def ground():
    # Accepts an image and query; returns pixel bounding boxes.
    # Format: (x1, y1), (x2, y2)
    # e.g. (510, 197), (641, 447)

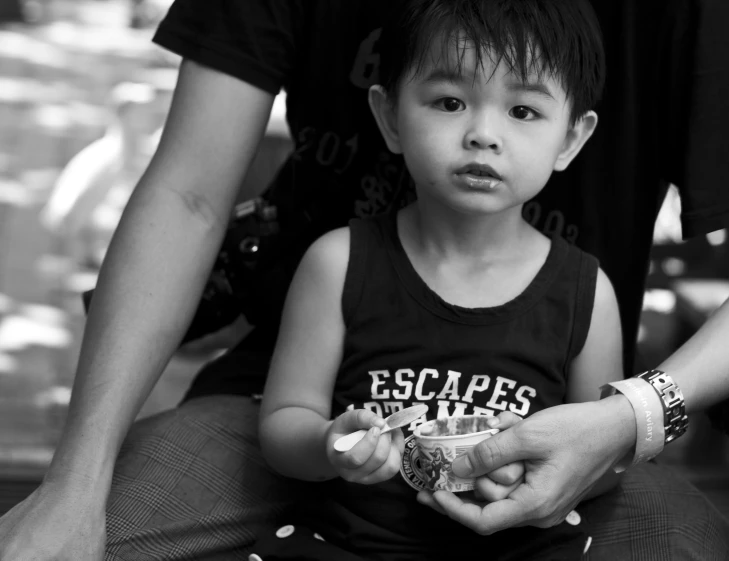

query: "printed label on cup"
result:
(413, 415), (499, 492)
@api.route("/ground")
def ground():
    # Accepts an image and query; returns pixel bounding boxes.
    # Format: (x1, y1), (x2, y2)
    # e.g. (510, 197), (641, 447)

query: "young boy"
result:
(258, 0), (621, 558)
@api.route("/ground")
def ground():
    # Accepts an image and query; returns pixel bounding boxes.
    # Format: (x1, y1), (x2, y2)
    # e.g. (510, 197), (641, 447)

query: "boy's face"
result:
(379, 38), (593, 217)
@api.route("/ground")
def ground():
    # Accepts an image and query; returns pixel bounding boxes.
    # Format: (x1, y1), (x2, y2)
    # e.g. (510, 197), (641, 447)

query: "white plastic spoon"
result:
(333, 403), (429, 452)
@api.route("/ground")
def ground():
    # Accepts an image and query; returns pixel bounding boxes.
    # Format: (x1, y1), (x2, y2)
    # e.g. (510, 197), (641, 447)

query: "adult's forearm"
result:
(259, 408), (337, 481)
(596, 299), (729, 471)
(47, 182), (229, 486)
(579, 299), (729, 479)
(44, 60), (276, 489)
(657, 296), (729, 414)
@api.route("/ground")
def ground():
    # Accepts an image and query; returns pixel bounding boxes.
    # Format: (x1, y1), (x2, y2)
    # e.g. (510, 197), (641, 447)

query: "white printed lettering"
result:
(510, 386), (537, 416)
(369, 370), (390, 399)
(436, 370), (462, 400)
(645, 410), (653, 441)
(486, 377), (517, 411)
(436, 400), (468, 418)
(462, 375), (491, 403)
(393, 369), (415, 400)
(383, 402), (404, 416)
(415, 368), (438, 400)
(472, 406), (495, 417)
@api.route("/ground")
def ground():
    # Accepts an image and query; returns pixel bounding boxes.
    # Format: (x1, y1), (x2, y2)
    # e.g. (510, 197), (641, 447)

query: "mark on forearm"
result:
(169, 188), (225, 231)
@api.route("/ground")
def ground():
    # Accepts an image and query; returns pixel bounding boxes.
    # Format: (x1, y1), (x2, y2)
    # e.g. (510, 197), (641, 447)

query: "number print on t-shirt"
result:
(350, 28), (382, 89)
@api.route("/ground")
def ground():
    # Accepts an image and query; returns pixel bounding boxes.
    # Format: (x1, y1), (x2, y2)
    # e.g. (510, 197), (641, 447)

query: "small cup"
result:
(414, 415), (499, 492)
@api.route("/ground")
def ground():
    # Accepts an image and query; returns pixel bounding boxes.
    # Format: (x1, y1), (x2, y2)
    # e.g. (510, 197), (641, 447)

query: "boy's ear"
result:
(368, 85), (402, 154)
(553, 111), (598, 171)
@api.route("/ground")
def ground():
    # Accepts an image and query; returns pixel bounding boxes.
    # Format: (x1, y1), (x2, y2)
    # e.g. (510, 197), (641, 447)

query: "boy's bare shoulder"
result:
(310, 227), (350, 254)
(302, 227), (351, 274)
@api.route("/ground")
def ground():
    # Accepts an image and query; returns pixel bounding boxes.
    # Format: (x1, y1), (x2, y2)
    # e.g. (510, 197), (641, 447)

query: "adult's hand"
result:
(417, 395), (636, 534)
(0, 477), (106, 560)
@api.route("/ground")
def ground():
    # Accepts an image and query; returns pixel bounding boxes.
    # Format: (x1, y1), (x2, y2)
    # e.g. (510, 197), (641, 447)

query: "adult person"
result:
(0, 0), (728, 559)
(418, 297), (729, 539)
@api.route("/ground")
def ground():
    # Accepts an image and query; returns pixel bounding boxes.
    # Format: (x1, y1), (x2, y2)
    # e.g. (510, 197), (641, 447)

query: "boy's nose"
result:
(463, 117), (502, 152)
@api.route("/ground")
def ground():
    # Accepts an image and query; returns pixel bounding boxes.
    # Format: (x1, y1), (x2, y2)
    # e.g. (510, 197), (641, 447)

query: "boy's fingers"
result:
(368, 428), (392, 467)
(360, 436), (401, 482)
(350, 409), (384, 431)
(341, 426), (380, 468)
(487, 412), (523, 430)
(390, 428), (405, 454)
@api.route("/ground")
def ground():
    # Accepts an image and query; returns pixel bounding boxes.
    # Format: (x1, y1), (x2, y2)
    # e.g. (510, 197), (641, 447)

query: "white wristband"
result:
(600, 378), (665, 472)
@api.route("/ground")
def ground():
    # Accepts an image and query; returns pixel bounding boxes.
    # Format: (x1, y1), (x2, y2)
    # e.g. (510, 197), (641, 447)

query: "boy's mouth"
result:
(454, 163), (503, 180)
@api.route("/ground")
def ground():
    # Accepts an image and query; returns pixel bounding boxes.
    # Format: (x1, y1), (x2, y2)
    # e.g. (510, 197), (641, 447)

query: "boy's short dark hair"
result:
(378, 0), (606, 125)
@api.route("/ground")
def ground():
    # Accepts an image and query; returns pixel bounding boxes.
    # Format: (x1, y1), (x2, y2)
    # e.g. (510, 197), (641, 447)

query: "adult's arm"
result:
(420, 295), (729, 534)
(0, 59), (275, 560)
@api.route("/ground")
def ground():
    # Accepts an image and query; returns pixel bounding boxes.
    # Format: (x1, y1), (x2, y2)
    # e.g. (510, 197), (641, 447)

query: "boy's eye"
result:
(434, 97), (465, 112)
(510, 106), (539, 120)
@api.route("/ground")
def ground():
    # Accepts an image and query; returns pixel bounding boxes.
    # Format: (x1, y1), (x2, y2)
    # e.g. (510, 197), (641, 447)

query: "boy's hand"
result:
(326, 409), (405, 485)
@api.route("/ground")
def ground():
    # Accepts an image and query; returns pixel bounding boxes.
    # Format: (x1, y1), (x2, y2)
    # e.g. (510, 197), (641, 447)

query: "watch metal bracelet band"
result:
(635, 369), (689, 444)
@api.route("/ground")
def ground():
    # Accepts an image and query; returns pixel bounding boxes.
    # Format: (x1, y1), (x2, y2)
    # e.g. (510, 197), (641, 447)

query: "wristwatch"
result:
(635, 369), (688, 444)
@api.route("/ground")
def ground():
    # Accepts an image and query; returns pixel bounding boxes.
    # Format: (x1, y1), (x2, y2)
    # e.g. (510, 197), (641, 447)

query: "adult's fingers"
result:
(452, 428), (523, 478)
(486, 461), (524, 486)
(473, 473), (523, 502)
(431, 490), (533, 535)
(416, 491), (446, 515)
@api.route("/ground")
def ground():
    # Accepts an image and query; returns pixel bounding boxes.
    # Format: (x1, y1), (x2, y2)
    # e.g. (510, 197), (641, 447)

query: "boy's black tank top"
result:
(312, 212), (598, 558)
(335, 213), (597, 421)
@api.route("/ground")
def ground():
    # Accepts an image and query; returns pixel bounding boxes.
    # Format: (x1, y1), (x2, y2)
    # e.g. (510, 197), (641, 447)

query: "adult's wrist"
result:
(599, 394), (638, 464)
(45, 428), (118, 490)
(600, 377), (666, 471)
(44, 457), (115, 492)
(40, 466), (113, 511)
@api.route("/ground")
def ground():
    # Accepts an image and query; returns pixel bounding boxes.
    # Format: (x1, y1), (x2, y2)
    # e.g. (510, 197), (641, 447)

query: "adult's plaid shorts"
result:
(105, 396), (729, 560)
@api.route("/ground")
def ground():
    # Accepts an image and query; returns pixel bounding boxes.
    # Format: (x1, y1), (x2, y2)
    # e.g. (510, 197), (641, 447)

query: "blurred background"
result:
(0, 0), (727, 521)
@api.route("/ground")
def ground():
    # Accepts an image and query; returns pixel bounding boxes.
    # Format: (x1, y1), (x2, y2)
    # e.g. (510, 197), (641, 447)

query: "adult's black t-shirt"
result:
(153, 0), (729, 394)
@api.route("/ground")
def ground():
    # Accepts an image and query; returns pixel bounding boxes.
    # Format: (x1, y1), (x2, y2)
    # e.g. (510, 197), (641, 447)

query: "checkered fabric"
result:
(105, 396), (729, 560)
(580, 462), (729, 561)
(106, 396), (301, 561)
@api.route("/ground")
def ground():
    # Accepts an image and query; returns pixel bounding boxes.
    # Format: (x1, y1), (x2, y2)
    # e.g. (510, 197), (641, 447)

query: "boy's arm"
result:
(0, 60), (275, 558)
(566, 267), (624, 500)
(567, 267), (623, 401)
(259, 229), (350, 481)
